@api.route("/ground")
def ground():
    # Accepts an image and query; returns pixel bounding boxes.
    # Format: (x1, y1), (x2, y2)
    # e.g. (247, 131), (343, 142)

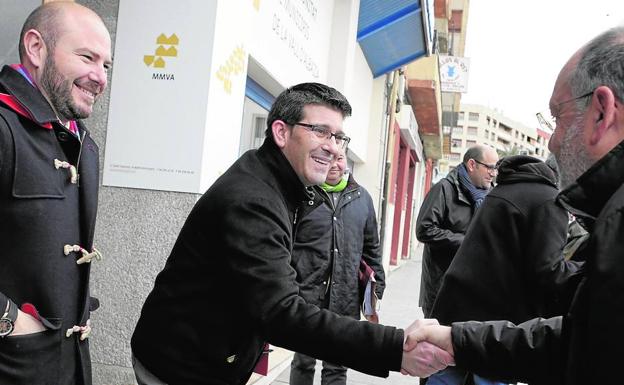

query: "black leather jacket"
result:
(416, 167), (474, 316)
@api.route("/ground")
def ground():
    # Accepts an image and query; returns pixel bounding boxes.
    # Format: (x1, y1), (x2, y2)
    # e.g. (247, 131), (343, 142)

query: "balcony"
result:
(405, 55), (443, 159)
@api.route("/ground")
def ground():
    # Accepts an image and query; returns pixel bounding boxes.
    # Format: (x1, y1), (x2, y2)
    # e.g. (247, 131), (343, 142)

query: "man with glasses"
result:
(131, 82), (453, 385)
(289, 147), (386, 385)
(416, 145), (498, 321)
(427, 154), (583, 385)
(404, 26), (624, 385)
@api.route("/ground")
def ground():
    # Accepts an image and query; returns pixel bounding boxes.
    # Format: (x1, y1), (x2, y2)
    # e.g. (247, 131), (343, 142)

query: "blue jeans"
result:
(426, 367), (507, 385)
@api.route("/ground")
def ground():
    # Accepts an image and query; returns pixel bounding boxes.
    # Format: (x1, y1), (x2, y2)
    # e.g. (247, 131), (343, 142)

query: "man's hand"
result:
(365, 314), (379, 324)
(404, 323), (454, 356)
(401, 340), (454, 377)
(400, 319), (454, 377)
(11, 309), (45, 336)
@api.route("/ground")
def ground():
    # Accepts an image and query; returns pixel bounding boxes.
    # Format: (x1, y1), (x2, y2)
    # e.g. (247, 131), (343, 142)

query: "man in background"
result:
(428, 155), (583, 385)
(416, 145), (499, 317)
(289, 148), (385, 385)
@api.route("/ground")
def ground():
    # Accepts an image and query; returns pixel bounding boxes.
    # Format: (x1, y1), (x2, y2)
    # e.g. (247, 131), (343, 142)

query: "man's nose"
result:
(89, 65), (108, 91)
(323, 136), (340, 158)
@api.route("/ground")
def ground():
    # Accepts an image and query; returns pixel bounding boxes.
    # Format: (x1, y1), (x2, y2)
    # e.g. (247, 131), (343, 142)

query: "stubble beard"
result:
(40, 55), (90, 120)
(556, 115), (595, 189)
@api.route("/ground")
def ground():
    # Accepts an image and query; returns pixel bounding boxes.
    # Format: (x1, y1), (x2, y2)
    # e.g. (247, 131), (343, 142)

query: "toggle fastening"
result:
(54, 158), (78, 184)
(63, 245), (103, 264)
(66, 319), (91, 340)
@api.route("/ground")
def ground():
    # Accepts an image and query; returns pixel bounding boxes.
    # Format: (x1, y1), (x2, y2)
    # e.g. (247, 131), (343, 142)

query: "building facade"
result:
(445, 103), (550, 167)
(0, 1), (473, 383)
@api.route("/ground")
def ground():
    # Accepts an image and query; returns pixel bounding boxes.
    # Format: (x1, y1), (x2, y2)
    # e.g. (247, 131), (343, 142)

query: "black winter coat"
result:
(291, 176), (385, 319)
(131, 138), (403, 385)
(432, 156), (584, 326)
(416, 167), (474, 316)
(451, 141), (624, 385)
(0, 66), (100, 385)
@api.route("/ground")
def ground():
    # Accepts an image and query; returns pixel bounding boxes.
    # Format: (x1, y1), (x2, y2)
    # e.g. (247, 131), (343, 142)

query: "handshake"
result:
(400, 319), (454, 377)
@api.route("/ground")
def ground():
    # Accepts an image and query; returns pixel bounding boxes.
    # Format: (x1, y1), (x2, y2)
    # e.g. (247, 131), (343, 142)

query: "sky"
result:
(460, 0), (624, 129)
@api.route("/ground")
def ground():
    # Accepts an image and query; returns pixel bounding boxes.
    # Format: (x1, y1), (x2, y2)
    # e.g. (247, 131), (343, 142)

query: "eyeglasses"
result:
(290, 122), (351, 149)
(536, 91), (594, 131)
(473, 159), (498, 173)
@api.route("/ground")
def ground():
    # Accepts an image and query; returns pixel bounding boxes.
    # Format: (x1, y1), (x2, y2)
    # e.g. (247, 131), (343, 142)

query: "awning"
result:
(357, 0), (433, 78)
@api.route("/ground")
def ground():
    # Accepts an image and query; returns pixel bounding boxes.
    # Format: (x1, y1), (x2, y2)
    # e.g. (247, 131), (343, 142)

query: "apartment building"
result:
(445, 103), (550, 167)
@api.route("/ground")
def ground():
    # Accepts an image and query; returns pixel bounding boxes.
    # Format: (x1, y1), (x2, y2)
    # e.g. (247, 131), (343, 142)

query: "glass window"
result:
(468, 112), (479, 121)
(240, 97), (269, 155)
(467, 126), (478, 136)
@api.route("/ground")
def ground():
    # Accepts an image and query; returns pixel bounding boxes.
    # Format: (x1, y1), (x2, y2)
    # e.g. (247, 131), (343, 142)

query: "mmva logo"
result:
(144, 34), (179, 68)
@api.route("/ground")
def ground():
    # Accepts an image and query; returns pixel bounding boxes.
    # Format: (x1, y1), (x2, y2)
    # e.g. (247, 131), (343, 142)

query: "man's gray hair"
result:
(569, 26), (624, 111)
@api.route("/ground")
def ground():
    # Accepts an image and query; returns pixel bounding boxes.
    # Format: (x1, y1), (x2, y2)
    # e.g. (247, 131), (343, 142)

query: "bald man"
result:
(0, 3), (111, 384)
(416, 145), (499, 319)
(407, 26), (624, 385)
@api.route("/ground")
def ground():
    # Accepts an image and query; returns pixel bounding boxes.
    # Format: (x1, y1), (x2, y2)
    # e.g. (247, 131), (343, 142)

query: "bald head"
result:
(18, 2), (106, 63)
(462, 145), (495, 165)
(463, 145), (499, 189)
(547, 27), (624, 188)
(18, 2), (111, 122)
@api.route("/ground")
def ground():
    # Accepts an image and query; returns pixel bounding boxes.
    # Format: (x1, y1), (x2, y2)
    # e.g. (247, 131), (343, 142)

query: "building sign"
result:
(248, 0), (332, 85)
(103, 0), (218, 193)
(439, 55), (470, 93)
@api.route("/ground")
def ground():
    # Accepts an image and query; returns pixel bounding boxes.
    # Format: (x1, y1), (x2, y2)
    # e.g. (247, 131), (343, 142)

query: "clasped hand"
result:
(400, 318), (454, 377)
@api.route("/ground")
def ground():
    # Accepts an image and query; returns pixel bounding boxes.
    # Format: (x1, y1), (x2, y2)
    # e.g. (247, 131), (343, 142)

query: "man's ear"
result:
(588, 86), (616, 146)
(271, 120), (290, 149)
(465, 159), (476, 172)
(22, 29), (47, 69)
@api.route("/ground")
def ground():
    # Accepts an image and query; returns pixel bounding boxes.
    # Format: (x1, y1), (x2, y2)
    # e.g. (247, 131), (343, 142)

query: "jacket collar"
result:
(0, 65), (58, 126)
(315, 173), (361, 207)
(256, 137), (311, 211)
(558, 139), (624, 222)
(446, 167), (472, 205)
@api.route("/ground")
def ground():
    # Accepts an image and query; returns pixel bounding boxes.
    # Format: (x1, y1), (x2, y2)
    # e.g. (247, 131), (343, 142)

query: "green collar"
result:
(321, 177), (348, 193)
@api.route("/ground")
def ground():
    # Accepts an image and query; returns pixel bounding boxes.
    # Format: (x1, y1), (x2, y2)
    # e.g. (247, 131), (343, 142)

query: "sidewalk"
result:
(251, 245), (425, 385)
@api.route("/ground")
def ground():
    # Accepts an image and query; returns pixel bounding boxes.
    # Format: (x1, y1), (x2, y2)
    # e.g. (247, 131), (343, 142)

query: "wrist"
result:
(0, 300), (18, 337)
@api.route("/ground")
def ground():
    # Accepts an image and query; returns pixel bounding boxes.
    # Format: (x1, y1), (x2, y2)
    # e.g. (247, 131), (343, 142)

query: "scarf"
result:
(321, 177), (348, 193)
(457, 163), (490, 208)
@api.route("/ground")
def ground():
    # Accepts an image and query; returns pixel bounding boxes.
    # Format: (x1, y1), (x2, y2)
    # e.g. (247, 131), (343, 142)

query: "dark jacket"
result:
(451, 141), (624, 385)
(432, 156), (584, 326)
(291, 176), (385, 319)
(131, 138), (403, 385)
(0, 65), (100, 385)
(416, 167), (474, 316)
